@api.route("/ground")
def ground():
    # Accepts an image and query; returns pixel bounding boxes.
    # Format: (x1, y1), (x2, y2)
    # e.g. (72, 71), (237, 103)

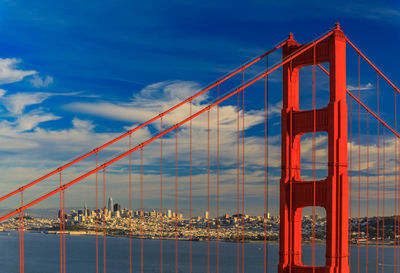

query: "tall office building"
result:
(108, 196), (113, 212)
(84, 201), (88, 217)
(204, 210), (209, 219)
(114, 203), (121, 213)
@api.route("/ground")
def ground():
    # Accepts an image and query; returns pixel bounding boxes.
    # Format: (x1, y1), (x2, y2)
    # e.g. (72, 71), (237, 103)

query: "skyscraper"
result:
(84, 201), (88, 217)
(108, 196), (113, 212)
(113, 203), (120, 212)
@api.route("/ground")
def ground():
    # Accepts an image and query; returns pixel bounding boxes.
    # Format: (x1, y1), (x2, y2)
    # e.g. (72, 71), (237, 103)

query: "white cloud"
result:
(30, 74), (54, 88)
(0, 89), (6, 97)
(65, 80), (280, 132)
(347, 82), (374, 91)
(15, 110), (60, 131)
(1, 92), (52, 115)
(0, 58), (36, 85)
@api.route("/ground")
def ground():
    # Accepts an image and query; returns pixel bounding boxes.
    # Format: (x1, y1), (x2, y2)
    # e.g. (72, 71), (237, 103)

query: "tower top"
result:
(335, 22), (341, 30)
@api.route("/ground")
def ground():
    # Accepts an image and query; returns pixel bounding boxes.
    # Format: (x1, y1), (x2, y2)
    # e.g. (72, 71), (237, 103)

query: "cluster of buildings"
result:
(6, 197), (393, 244)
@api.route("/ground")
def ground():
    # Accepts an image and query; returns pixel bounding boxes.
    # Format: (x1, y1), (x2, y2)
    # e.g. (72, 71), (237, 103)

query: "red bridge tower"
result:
(278, 25), (350, 273)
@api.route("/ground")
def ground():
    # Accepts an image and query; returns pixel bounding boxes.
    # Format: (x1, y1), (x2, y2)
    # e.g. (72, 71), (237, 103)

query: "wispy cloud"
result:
(30, 74), (54, 88)
(0, 58), (36, 85)
(1, 92), (52, 115)
(15, 110), (60, 131)
(346, 82), (374, 91)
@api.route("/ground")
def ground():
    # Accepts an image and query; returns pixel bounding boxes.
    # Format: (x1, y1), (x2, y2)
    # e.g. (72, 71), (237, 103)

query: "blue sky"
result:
(0, 0), (399, 217)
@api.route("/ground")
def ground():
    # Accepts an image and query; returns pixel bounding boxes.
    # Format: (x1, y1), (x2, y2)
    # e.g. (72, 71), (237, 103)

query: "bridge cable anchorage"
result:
(312, 44), (316, 273)
(0, 28), (335, 224)
(217, 84), (220, 273)
(128, 134), (133, 273)
(207, 109), (210, 273)
(189, 101), (193, 273)
(175, 128), (178, 273)
(264, 54), (269, 273)
(0, 38), (288, 206)
(103, 167), (107, 273)
(95, 152), (99, 273)
(160, 117), (164, 273)
(376, 72), (380, 273)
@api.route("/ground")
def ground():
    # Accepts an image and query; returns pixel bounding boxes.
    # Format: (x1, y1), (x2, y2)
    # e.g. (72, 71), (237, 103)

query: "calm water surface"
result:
(0, 232), (396, 273)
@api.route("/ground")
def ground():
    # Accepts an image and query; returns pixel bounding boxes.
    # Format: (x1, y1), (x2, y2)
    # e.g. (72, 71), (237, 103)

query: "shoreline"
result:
(2, 230), (396, 246)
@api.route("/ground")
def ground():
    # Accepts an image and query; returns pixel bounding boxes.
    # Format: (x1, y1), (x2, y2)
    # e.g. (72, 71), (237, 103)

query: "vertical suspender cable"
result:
(357, 54), (361, 273)
(376, 73), (380, 273)
(382, 127), (385, 273)
(62, 179), (66, 273)
(175, 128), (179, 273)
(237, 75), (240, 273)
(217, 84), (220, 273)
(264, 55), (269, 273)
(207, 110), (210, 273)
(395, 89), (398, 273)
(95, 152), (99, 273)
(189, 102), (193, 273)
(366, 113), (369, 273)
(140, 147), (144, 273)
(160, 117), (164, 273)
(103, 168), (106, 273)
(242, 69), (246, 273)
(129, 135), (133, 273)
(59, 172), (63, 273)
(19, 191), (24, 273)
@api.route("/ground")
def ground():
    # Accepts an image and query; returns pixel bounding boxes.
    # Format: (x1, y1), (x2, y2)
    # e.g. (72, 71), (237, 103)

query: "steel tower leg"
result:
(278, 25), (349, 273)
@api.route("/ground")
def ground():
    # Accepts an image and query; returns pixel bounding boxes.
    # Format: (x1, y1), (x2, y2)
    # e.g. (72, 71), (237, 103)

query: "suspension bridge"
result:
(0, 23), (399, 273)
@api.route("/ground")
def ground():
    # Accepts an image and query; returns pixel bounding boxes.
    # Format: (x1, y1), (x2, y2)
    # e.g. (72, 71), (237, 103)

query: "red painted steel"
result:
(175, 129), (178, 273)
(236, 85), (240, 273)
(160, 118), (164, 273)
(242, 70), (246, 273)
(376, 74), (380, 273)
(207, 110), (210, 273)
(264, 56), (269, 273)
(278, 24), (349, 273)
(103, 169), (106, 273)
(189, 102), (193, 273)
(95, 152), (99, 273)
(217, 85), (220, 273)
(129, 135), (133, 273)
